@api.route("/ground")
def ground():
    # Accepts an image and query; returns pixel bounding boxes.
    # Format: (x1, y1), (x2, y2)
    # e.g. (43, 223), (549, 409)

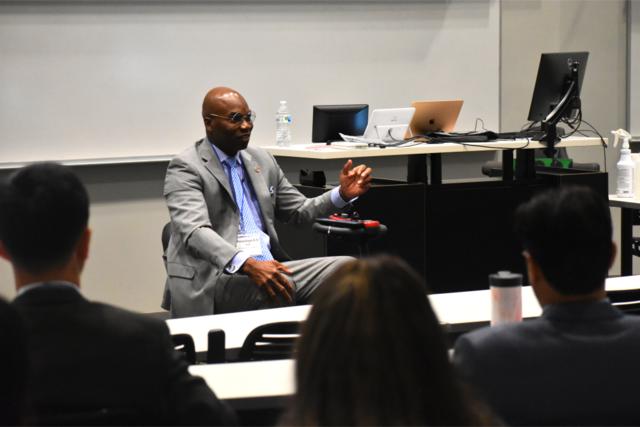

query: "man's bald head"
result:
(202, 87), (248, 117)
(202, 87), (253, 156)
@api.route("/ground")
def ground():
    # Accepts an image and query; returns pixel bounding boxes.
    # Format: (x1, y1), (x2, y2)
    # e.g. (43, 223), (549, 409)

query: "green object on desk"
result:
(512, 158), (573, 169)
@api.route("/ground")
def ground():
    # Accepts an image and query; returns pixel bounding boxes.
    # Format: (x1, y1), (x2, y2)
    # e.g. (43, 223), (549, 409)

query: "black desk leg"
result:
(621, 207), (633, 276)
(430, 154), (442, 185)
(515, 149), (536, 180)
(502, 150), (514, 181)
(407, 154), (428, 183)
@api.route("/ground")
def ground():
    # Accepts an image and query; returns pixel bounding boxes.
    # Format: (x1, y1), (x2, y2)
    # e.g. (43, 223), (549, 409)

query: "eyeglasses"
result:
(205, 111), (256, 124)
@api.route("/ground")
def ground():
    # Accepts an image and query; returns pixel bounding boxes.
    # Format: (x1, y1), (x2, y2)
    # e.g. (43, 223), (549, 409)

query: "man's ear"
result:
(523, 250), (538, 286)
(0, 241), (11, 262)
(609, 241), (617, 271)
(76, 228), (91, 264)
(204, 116), (215, 135)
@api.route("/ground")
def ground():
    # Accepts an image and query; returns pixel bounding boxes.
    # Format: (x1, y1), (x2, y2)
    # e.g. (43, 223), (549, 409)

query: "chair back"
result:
(171, 333), (196, 365)
(238, 321), (301, 362)
(161, 222), (172, 253)
(607, 288), (640, 315)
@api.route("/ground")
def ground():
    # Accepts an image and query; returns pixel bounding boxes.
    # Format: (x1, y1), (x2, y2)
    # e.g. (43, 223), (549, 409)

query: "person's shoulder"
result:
(619, 311), (640, 329)
(458, 319), (545, 350)
(246, 145), (272, 160)
(88, 301), (168, 335)
(171, 139), (206, 163)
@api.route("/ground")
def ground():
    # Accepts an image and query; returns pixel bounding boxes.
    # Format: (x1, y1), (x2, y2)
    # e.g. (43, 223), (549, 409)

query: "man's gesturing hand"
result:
(241, 258), (294, 303)
(339, 159), (372, 200)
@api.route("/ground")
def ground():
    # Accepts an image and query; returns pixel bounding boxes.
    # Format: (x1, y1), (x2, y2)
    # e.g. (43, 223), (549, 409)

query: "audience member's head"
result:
(0, 163), (90, 284)
(515, 185), (613, 300)
(0, 296), (28, 426)
(286, 255), (486, 426)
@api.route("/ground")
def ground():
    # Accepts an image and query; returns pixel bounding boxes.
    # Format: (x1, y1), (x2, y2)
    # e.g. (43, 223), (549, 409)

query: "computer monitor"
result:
(363, 107), (416, 142)
(527, 51), (589, 156)
(312, 104), (369, 142)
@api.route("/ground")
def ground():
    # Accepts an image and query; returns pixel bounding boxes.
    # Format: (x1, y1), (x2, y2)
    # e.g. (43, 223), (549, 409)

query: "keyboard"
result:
(338, 133), (382, 145)
(330, 141), (369, 149)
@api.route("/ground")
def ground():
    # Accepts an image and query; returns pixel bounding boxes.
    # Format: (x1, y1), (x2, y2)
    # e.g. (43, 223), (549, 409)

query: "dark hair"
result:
(514, 185), (612, 295)
(287, 255), (482, 426)
(0, 296), (28, 425)
(0, 163), (89, 273)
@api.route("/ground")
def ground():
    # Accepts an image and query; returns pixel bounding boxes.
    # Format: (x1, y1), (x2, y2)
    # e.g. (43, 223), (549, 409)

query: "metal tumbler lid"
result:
(489, 270), (523, 287)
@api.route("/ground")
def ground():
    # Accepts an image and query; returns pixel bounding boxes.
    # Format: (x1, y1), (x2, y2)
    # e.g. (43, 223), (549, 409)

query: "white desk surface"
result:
(186, 276), (640, 406)
(609, 194), (640, 209)
(189, 359), (294, 409)
(264, 137), (603, 160)
(167, 276), (639, 353)
(168, 305), (311, 353)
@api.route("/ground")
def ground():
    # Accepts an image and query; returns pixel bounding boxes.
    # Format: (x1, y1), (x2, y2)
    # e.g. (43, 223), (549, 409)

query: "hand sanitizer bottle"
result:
(613, 129), (634, 198)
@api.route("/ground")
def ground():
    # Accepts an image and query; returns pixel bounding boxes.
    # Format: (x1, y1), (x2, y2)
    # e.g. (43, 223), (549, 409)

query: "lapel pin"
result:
(255, 166), (261, 173)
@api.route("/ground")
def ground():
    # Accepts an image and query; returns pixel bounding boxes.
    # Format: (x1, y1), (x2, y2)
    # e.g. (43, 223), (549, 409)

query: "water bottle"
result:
(489, 270), (523, 326)
(275, 100), (292, 146)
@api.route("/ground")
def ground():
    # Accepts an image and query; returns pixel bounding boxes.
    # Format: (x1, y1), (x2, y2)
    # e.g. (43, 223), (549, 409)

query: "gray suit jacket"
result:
(163, 139), (335, 317)
(454, 300), (640, 426)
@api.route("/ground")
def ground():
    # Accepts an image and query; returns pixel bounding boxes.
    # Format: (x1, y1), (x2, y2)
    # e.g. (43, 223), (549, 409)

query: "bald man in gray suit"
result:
(163, 87), (372, 318)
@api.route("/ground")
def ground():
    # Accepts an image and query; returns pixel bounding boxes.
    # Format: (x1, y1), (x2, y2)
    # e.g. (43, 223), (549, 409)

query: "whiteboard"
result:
(0, 0), (500, 164)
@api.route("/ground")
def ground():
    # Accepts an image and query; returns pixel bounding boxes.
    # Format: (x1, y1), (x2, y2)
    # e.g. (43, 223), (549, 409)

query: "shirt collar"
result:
(17, 281), (80, 297)
(207, 137), (242, 167)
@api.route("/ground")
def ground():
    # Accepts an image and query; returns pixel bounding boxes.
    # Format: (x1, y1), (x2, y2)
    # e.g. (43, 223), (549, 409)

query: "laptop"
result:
(405, 100), (464, 138)
(339, 107), (416, 146)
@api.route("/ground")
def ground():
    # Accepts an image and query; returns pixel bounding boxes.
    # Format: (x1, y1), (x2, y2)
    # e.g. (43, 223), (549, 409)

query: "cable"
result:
(455, 139), (532, 150)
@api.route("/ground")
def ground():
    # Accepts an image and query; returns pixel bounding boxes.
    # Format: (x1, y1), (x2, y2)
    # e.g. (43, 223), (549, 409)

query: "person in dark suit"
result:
(0, 163), (235, 426)
(0, 296), (28, 426)
(454, 185), (640, 426)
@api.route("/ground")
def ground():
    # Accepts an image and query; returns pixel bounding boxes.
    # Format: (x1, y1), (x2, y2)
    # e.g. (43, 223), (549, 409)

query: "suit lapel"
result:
(241, 150), (275, 224)
(197, 139), (234, 203)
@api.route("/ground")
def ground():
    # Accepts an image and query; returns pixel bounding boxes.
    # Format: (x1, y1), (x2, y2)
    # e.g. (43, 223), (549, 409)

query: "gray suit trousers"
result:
(213, 256), (352, 314)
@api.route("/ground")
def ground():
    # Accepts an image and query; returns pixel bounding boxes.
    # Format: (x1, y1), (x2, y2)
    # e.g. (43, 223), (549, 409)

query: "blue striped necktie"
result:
(224, 157), (274, 261)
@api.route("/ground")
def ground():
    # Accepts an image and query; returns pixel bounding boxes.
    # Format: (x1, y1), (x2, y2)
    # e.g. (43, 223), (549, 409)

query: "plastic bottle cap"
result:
(489, 271), (523, 287)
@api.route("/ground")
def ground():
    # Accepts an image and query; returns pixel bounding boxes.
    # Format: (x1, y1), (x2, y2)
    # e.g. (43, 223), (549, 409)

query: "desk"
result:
(169, 276), (638, 354)
(609, 195), (640, 276)
(185, 276), (638, 410)
(266, 137), (603, 184)
(168, 305), (310, 356)
(189, 360), (294, 410)
(270, 137), (608, 292)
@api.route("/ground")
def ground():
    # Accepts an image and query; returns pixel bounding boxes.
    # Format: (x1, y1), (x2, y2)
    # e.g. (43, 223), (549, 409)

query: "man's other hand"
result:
(241, 258), (294, 303)
(339, 159), (372, 200)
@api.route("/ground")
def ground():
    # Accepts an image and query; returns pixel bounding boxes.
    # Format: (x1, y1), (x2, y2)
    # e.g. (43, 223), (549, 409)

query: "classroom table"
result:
(185, 275), (640, 410)
(169, 275), (639, 354)
(609, 195), (640, 276)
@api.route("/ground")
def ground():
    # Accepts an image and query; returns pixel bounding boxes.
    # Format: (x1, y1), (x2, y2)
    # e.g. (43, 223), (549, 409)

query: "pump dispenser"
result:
(613, 128), (634, 198)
